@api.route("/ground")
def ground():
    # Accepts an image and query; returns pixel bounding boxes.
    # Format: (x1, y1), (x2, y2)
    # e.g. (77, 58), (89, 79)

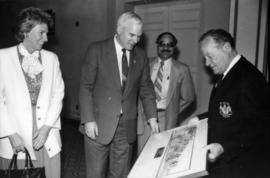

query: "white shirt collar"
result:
(114, 35), (130, 60)
(114, 35), (122, 53)
(157, 57), (172, 65)
(223, 54), (241, 77)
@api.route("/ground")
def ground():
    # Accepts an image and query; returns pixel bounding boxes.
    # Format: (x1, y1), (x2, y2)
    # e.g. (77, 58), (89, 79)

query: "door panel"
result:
(169, 3), (201, 90)
(135, 6), (168, 57)
(135, 1), (201, 113)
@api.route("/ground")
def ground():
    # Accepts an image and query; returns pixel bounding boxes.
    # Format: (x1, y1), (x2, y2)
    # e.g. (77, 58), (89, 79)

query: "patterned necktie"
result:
(154, 61), (164, 101)
(122, 49), (129, 93)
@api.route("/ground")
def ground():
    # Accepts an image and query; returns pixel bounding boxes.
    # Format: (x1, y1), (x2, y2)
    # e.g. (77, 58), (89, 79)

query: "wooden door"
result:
(135, 1), (202, 115)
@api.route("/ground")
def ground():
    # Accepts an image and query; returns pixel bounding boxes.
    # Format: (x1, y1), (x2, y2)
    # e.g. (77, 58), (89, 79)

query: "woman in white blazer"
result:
(0, 7), (64, 178)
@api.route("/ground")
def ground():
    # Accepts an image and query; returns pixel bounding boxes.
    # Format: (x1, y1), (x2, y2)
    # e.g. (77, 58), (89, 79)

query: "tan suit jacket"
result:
(137, 57), (195, 134)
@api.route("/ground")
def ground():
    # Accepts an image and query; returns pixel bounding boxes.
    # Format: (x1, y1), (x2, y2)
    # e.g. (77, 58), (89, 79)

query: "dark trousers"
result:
(84, 116), (134, 178)
(205, 144), (270, 178)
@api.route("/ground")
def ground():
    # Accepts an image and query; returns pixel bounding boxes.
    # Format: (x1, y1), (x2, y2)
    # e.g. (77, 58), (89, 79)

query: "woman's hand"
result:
(8, 133), (25, 154)
(33, 125), (51, 150)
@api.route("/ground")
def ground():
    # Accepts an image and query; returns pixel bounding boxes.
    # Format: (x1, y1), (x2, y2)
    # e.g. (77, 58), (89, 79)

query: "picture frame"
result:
(128, 119), (208, 178)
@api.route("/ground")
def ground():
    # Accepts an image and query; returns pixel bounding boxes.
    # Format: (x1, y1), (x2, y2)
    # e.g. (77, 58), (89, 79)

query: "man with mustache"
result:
(137, 32), (195, 153)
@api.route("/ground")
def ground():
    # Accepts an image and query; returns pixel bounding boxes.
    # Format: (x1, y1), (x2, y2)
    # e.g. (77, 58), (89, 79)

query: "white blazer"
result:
(0, 46), (64, 160)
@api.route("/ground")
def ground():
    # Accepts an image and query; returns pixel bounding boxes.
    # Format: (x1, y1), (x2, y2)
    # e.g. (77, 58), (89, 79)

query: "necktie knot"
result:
(215, 74), (223, 87)
(159, 61), (164, 71)
(160, 61), (164, 67)
(122, 48), (126, 55)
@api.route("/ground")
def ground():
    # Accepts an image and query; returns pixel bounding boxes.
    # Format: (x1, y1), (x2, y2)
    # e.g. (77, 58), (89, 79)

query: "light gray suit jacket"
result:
(137, 57), (195, 134)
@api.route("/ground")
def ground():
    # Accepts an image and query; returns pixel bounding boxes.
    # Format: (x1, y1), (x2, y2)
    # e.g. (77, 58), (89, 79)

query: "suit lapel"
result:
(106, 39), (122, 91)
(166, 59), (178, 106)
(123, 49), (139, 96)
(149, 57), (158, 78)
(11, 46), (31, 102)
(37, 50), (48, 102)
(211, 58), (244, 105)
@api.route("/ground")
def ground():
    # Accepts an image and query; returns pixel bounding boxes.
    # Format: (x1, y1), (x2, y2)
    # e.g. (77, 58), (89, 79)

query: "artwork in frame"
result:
(128, 119), (208, 178)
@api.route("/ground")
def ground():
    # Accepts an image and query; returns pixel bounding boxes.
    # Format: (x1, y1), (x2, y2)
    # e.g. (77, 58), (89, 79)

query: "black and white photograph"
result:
(0, 0), (269, 178)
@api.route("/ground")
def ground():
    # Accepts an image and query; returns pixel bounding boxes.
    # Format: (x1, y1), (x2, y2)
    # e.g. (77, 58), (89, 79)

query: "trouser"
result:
(84, 116), (134, 178)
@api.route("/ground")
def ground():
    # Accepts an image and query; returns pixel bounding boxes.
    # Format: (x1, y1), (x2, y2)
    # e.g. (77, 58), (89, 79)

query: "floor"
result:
(61, 119), (85, 178)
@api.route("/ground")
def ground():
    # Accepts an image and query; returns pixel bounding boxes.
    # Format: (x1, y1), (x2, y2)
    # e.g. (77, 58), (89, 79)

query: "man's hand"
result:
(8, 133), (25, 153)
(85, 122), (98, 140)
(33, 125), (51, 150)
(148, 118), (159, 134)
(181, 116), (200, 126)
(204, 143), (224, 162)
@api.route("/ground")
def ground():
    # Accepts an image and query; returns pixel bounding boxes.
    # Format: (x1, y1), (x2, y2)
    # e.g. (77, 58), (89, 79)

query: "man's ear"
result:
(223, 42), (231, 52)
(116, 26), (123, 36)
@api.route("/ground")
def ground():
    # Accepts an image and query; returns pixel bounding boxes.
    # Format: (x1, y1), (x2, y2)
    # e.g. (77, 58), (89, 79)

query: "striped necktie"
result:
(154, 61), (164, 101)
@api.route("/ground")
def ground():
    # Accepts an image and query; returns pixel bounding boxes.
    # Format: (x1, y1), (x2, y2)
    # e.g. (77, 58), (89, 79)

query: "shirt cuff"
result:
(147, 117), (158, 125)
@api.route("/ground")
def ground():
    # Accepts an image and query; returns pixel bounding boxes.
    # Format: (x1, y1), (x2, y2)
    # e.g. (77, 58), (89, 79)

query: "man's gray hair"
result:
(117, 11), (142, 31)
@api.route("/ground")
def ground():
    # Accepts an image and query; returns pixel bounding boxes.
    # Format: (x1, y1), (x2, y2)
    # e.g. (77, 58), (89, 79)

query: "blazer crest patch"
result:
(219, 102), (232, 118)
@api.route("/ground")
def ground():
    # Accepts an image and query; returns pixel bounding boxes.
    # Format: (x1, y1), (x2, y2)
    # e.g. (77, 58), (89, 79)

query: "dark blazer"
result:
(79, 38), (157, 144)
(200, 56), (268, 177)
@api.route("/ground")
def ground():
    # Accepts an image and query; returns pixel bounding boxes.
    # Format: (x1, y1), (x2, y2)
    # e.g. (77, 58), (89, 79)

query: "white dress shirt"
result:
(223, 54), (241, 78)
(114, 35), (130, 86)
(151, 58), (172, 109)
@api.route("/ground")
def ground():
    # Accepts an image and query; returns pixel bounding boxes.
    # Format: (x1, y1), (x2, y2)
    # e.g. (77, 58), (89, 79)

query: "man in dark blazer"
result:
(186, 29), (269, 177)
(79, 12), (159, 178)
(137, 32), (195, 153)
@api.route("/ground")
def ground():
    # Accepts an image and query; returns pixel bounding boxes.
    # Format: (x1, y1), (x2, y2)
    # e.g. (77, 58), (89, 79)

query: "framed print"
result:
(128, 119), (208, 178)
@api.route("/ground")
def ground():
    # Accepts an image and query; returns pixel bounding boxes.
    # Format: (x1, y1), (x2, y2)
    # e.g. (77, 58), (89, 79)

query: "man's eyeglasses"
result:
(157, 42), (175, 48)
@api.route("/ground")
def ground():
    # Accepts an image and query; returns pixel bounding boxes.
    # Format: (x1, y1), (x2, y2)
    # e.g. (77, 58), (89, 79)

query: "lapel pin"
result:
(219, 102), (232, 118)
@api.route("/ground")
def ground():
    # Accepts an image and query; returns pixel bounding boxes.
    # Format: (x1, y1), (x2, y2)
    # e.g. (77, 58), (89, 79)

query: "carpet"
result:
(61, 119), (85, 178)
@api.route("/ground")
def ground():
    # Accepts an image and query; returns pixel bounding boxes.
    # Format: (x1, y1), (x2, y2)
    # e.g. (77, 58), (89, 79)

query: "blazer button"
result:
(38, 117), (41, 120)
(37, 106), (40, 109)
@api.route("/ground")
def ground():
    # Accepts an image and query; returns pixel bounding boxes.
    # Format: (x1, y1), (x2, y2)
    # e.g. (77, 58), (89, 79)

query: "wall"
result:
(0, 0), (231, 119)
(1, 0), (267, 122)
(0, 0), (110, 120)
(197, 0), (230, 114)
(0, 1), (34, 48)
(122, 0), (230, 115)
(234, 0), (268, 74)
(37, 0), (109, 119)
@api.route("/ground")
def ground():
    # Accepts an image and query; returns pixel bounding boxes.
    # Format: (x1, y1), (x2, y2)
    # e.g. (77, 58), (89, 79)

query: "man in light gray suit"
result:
(79, 12), (159, 178)
(137, 32), (195, 153)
